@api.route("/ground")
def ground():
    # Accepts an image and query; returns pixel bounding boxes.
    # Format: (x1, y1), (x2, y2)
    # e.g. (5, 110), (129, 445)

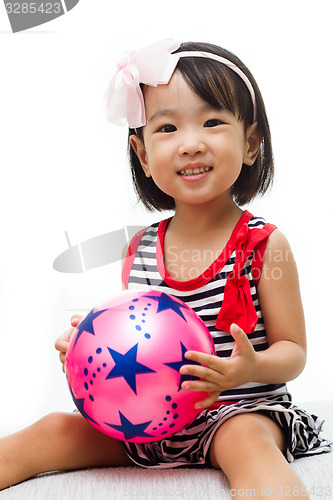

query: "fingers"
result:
(71, 314), (83, 327)
(182, 351), (225, 379)
(193, 391), (221, 410)
(55, 314), (83, 350)
(179, 324), (255, 407)
(229, 324), (257, 366)
(184, 350), (221, 368)
(229, 323), (249, 347)
(55, 329), (71, 351)
(229, 323), (253, 354)
(59, 352), (67, 373)
(55, 314), (83, 374)
(55, 332), (71, 374)
(182, 378), (221, 393)
(180, 363), (223, 386)
(180, 353), (226, 393)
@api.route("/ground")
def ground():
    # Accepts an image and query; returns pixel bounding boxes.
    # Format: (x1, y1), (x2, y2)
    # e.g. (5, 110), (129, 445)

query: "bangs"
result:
(175, 45), (254, 128)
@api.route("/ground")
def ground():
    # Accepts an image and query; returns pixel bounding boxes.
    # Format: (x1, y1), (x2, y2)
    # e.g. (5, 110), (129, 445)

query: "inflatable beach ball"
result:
(66, 290), (216, 443)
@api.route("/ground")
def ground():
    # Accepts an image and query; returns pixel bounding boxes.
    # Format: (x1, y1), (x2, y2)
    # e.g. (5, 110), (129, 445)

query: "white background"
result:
(0, 0), (332, 436)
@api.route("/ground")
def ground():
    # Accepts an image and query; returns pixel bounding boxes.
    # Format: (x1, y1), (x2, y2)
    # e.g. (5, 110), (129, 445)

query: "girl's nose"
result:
(178, 132), (207, 156)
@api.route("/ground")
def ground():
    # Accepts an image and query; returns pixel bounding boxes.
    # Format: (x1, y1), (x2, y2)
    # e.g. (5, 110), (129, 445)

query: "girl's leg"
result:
(0, 412), (133, 490)
(209, 412), (310, 500)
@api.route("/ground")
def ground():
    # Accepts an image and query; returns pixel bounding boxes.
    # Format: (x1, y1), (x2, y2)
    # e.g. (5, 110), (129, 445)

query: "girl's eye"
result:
(157, 124), (177, 133)
(204, 119), (223, 128)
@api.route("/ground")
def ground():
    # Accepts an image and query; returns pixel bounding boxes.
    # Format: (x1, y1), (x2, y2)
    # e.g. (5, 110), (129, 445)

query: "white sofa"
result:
(1, 400), (332, 500)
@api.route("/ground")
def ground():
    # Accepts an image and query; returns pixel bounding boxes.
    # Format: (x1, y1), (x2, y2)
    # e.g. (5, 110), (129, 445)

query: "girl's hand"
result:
(55, 315), (83, 373)
(180, 323), (258, 409)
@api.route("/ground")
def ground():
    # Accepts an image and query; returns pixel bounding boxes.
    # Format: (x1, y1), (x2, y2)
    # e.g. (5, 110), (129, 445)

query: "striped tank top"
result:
(122, 210), (288, 403)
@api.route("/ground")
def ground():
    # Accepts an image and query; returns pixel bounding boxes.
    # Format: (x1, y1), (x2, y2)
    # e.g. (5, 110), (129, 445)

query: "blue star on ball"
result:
(105, 411), (153, 441)
(146, 292), (188, 321)
(74, 308), (108, 346)
(67, 381), (98, 425)
(106, 343), (156, 394)
(164, 342), (201, 391)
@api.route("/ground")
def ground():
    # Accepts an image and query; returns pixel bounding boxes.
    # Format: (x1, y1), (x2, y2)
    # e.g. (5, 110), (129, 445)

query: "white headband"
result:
(105, 39), (257, 129)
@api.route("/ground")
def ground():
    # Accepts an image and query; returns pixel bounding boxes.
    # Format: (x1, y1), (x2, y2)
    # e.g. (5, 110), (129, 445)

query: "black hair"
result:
(128, 41), (274, 211)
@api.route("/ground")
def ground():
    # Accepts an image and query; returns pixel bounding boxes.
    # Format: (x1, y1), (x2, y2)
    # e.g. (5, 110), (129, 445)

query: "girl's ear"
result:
(129, 135), (152, 177)
(243, 122), (262, 166)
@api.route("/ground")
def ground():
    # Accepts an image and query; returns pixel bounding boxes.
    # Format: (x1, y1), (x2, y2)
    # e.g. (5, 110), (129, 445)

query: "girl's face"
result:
(130, 71), (259, 210)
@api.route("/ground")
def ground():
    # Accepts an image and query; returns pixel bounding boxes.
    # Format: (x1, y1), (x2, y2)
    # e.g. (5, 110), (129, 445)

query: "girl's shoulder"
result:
(261, 228), (296, 269)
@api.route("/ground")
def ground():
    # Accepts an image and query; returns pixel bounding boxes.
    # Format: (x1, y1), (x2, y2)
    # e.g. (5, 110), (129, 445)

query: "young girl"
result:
(0, 39), (331, 497)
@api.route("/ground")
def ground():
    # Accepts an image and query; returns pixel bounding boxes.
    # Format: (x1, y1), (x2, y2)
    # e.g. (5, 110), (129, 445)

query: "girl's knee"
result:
(209, 413), (286, 469)
(37, 412), (132, 467)
(35, 412), (83, 445)
(38, 412), (73, 431)
(34, 412), (103, 464)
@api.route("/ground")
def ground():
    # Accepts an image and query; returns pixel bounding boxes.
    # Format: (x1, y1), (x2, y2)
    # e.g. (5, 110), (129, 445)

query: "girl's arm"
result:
(252, 229), (307, 383)
(180, 230), (307, 408)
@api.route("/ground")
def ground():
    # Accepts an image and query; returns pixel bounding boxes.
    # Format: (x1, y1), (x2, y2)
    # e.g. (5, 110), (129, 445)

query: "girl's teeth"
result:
(179, 167), (211, 176)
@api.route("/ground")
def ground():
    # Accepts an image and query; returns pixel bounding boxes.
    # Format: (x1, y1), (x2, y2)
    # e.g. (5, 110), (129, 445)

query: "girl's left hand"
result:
(180, 323), (258, 409)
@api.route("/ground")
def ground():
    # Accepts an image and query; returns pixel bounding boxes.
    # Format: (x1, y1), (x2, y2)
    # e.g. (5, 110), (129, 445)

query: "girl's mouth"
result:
(178, 166), (212, 176)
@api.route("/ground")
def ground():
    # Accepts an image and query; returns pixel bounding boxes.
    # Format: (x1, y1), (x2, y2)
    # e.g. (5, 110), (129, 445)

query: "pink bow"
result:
(105, 39), (181, 129)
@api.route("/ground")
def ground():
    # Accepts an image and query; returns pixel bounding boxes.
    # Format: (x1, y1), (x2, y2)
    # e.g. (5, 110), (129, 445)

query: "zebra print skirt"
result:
(123, 393), (332, 468)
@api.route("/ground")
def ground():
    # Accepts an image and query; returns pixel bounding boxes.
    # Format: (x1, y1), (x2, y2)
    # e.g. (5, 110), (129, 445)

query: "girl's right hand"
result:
(55, 315), (83, 373)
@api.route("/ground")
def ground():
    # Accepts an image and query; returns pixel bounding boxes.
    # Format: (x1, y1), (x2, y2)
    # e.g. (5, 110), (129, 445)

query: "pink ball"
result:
(66, 290), (216, 443)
